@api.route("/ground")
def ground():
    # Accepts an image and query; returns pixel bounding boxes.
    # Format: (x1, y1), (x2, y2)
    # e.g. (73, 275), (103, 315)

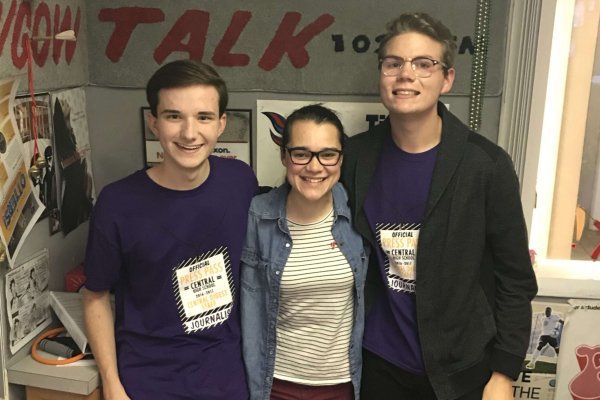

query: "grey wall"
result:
(86, 85), (502, 193)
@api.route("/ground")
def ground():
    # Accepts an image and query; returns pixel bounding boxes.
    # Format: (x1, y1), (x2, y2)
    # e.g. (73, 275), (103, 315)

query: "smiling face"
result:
(282, 120), (342, 203)
(147, 85), (226, 176)
(379, 32), (455, 118)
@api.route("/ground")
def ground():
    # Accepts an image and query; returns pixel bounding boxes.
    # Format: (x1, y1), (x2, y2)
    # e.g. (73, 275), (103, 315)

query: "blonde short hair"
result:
(378, 12), (457, 76)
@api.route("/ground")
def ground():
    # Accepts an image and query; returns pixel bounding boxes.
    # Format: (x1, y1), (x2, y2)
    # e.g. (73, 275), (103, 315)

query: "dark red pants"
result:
(270, 378), (354, 400)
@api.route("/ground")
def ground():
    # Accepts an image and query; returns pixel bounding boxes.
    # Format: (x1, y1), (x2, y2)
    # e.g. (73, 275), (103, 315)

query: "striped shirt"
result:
(273, 209), (354, 385)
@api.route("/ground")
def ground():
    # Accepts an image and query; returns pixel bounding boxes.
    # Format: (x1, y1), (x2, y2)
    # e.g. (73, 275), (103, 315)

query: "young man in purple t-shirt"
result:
(340, 13), (537, 400)
(82, 60), (257, 400)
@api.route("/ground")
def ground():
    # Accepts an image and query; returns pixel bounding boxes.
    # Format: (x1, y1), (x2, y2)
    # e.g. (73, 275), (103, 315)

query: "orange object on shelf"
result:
(31, 327), (85, 365)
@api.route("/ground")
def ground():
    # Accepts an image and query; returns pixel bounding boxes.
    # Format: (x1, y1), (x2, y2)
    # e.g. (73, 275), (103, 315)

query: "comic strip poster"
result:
(51, 88), (95, 236)
(5, 249), (51, 354)
(554, 300), (600, 400)
(142, 108), (252, 167)
(0, 76), (45, 267)
(257, 100), (389, 187)
(512, 301), (570, 400)
(14, 94), (59, 223)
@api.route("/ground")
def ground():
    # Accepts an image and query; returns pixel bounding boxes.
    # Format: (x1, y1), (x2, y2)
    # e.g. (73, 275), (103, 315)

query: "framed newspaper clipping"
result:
(141, 107), (252, 168)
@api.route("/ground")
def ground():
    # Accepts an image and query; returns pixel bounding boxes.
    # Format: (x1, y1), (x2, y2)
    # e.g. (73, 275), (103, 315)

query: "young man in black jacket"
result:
(340, 12), (537, 400)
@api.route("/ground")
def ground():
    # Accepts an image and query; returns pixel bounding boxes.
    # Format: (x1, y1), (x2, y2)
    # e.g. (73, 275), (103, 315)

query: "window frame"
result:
(520, 0), (600, 298)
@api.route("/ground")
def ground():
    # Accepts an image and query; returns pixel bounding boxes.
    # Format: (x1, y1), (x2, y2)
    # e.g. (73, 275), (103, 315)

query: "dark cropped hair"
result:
(378, 12), (457, 76)
(146, 60), (228, 117)
(281, 105), (346, 149)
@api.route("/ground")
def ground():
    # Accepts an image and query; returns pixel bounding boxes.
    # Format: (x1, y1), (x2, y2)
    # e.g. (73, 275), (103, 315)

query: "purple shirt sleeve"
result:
(84, 189), (124, 292)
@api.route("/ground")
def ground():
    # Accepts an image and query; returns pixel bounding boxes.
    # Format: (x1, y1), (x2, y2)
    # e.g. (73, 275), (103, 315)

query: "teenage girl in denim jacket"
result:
(241, 105), (369, 400)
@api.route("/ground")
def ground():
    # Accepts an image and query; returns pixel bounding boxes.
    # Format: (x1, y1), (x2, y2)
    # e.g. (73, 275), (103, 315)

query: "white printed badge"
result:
(376, 223), (420, 293)
(173, 247), (234, 333)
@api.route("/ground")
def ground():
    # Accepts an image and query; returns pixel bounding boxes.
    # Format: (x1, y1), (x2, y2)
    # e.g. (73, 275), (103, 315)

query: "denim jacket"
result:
(241, 182), (369, 400)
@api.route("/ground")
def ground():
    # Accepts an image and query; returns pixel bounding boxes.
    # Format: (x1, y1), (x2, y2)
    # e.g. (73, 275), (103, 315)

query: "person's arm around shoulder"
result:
(82, 289), (130, 400)
(483, 150), (538, 399)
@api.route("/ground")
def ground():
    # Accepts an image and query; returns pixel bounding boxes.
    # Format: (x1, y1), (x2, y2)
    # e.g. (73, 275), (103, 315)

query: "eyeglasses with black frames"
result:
(379, 56), (448, 78)
(285, 147), (343, 166)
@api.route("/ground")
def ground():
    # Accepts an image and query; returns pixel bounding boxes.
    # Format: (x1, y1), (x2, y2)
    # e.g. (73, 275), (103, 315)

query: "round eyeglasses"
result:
(285, 148), (343, 166)
(380, 56), (447, 78)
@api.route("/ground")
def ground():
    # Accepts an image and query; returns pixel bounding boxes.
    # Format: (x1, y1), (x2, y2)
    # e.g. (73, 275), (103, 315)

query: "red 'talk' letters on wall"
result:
(98, 7), (333, 71)
(1, 4), (335, 71)
(98, 7), (165, 62)
(258, 12), (334, 71)
(154, 10), (210, 65)
(212, 11), (252, 67)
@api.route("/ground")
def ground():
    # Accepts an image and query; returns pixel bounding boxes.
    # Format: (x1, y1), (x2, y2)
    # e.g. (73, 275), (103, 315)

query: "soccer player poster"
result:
(554, 300), (600, 400)
(512, 301), (569, 400)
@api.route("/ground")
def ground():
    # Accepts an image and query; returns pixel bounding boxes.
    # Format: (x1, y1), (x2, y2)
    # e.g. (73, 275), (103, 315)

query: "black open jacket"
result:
(340, 103), (537, 400)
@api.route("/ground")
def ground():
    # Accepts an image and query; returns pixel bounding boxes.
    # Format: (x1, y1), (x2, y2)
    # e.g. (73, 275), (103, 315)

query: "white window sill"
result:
(535, 259), (600, 298)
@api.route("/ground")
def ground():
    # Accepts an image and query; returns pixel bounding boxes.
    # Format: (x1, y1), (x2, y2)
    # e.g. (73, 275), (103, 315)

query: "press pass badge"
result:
(173, 247), (234, 333)
(376, 223), (420, 293)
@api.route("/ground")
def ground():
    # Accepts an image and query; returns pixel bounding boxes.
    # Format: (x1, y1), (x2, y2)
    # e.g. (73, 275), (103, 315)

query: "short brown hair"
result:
(378, 13), (457, 76)
(146, 60), (228, 117)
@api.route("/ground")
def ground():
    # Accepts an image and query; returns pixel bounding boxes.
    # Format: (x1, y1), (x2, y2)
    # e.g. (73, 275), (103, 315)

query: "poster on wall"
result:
(0, 76), (45, 268)
(512, 301), (569, 400)
(554, 299), (600, 400)
(214, 109), (252, 165)
(257, 100), (389, 187)
(5, 249), (52, 355)
(51, 88), (95, 236)
(14, 94), (59, 223)
(142, 108), (252, 167)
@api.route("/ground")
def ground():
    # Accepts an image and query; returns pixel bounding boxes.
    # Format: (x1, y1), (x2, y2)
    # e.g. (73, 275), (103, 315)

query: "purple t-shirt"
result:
(363, 135), (438, 375)
(84, 156), (257, 400)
